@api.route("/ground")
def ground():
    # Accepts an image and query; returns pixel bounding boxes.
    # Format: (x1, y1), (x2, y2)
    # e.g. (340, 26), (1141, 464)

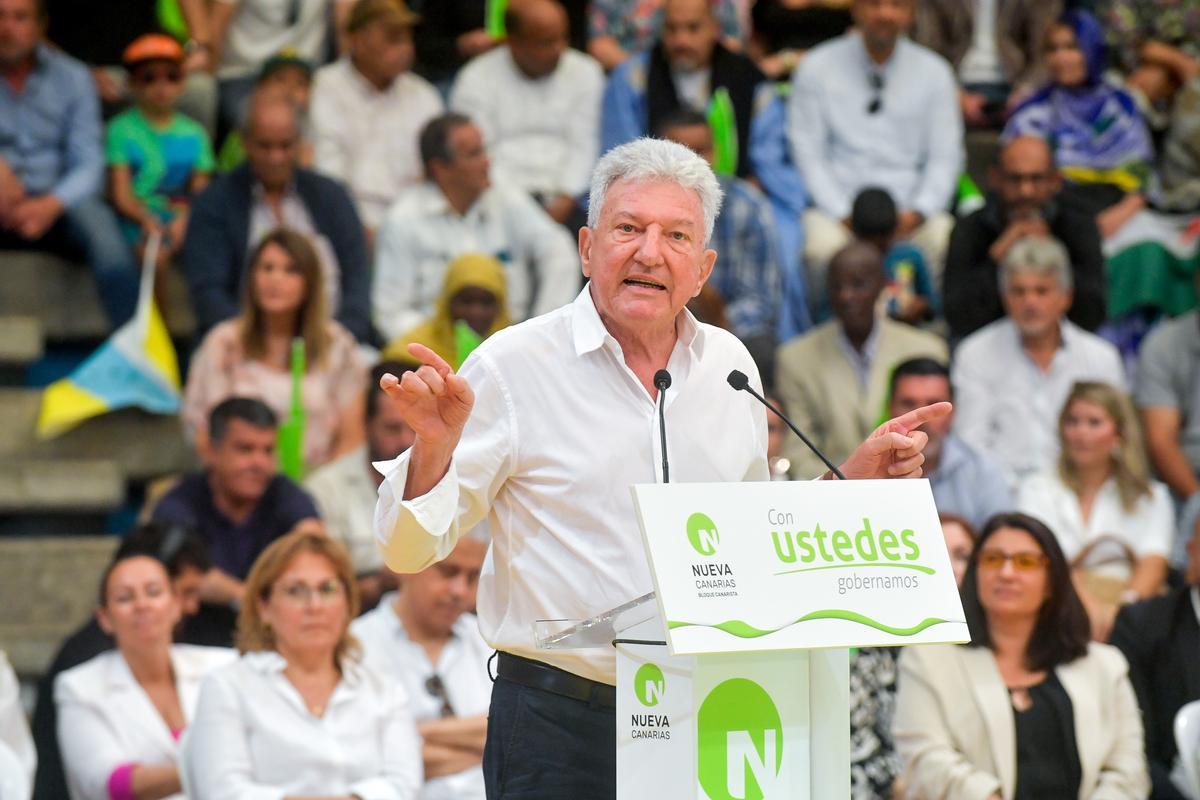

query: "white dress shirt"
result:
(312, 60), (444, 229)
(450, 48), (604, 199)
(305, 445), (388, 574)
(1017, 471), (1174, 562)
(352, 600), (491, 800)
(373, 286), (769, 684)
(215, 0), (331, 80)
(0, 651), (34, 790)
(788, 31), (963, 220)
(181, 651), (421, 800)
(372, 182), (580, 341)
(54, 645), (235, 800)
(952, 318), (1127, 488)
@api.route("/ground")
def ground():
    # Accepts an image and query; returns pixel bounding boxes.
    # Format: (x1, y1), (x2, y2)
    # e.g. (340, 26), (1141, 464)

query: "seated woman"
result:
(55, 553), (234, 800)
(1018, 381), (1173, 638)
(183, 228), (368, 470)
(1003, 10), (1154, 237)
(180, 531), (421, 799)
(383, 253), (510, 368)
(894, 512), (1149, 800)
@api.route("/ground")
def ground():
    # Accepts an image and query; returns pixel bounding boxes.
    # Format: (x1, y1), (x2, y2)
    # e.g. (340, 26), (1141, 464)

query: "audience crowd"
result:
(4, 0), (1200, 797)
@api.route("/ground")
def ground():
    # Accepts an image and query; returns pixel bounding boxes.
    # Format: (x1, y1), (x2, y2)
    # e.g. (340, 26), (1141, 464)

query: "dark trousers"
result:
(483, 676), (617, 799)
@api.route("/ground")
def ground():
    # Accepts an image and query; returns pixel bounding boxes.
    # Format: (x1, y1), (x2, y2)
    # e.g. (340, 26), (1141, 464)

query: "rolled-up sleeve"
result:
(375, 351), (517, 573)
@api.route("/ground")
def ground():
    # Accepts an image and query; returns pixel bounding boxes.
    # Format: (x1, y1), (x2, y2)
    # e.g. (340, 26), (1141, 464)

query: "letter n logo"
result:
(687, 513), (720, 557)
(634, 663), (665, 707)
(697, 678), (783, 800)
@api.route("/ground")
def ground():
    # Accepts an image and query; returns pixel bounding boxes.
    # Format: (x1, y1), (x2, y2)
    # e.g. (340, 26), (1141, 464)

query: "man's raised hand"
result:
(838, 402), (953, 480)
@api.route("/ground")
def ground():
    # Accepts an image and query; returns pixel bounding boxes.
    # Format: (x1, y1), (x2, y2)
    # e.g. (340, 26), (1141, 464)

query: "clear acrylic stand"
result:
(533, 592), (660, 650)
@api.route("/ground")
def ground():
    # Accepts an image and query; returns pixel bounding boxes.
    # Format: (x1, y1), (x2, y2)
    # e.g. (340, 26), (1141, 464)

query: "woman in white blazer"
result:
(894, 512), (1149, 800)
(55, 553), (234, 800)
(181, 530), (422, 800)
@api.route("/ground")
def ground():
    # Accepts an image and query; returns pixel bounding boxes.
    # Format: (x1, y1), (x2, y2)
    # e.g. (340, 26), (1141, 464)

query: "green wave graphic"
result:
(774, 562), (936, 577)
(668, 611), (959, 639)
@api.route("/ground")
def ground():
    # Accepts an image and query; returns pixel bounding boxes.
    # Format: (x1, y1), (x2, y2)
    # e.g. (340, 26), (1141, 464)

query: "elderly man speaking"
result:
(374, 138), (949, 799)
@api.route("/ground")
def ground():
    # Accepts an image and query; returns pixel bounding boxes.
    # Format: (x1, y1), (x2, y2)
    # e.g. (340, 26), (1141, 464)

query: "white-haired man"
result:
(953, 235), (1126, 487)
(374, 137), (949, 797)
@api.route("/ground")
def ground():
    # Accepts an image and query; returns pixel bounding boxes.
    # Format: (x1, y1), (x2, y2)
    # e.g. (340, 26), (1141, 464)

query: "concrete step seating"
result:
(0, 460), (123, 513)
(0, 316), (43, 367)
(0, 536), (118, 677)
(0, 252), (195, 342)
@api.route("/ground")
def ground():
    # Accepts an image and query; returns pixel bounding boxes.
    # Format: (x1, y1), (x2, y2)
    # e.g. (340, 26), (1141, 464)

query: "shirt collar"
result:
(851, 30), (907, 74)
(242, 649), (365, 687)
(834, 318), (882, 362)
(252, 178), (299, 203)
(416, 181), (485, 219)
(570, 283), (704, 361)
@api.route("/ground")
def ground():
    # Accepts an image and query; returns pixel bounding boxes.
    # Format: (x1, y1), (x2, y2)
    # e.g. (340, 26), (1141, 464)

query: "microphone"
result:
(654, 369), (672, 484)
(726, 370), (845, 480)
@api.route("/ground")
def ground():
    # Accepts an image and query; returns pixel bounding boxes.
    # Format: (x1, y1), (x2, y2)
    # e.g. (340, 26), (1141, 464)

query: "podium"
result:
(535, 479), (969, 800)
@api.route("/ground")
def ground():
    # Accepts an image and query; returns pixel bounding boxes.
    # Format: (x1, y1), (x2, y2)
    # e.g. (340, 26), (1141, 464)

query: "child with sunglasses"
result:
(106, 34), (214, 290)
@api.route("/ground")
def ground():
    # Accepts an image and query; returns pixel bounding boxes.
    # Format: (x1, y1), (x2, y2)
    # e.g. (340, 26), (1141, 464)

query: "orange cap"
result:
(122, 34), (185, 68)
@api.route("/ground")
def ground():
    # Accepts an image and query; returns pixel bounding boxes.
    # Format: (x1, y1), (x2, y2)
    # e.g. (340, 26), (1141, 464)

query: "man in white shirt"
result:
(788, 0), (963, 312)
(373, 137), (949, 798)
(306, 361), (415, 609)
(953, 235), (1127, 488)
(450, 0), (603, 229)
(311, 0), (443, 232)
(372, 112), (580, 342)
(353, 533), (490, 800)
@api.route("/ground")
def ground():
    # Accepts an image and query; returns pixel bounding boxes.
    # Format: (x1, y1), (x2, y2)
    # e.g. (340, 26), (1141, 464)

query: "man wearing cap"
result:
(0, 0), (140, 327)
(311, 0), (443, 233)
(374, 137), (949, 798)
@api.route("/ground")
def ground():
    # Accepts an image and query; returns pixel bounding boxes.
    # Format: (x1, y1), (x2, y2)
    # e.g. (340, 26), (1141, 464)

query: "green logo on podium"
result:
(633, 663), (665, 707)
(697, 678), (783, 799)
(687, 513), (720, 557)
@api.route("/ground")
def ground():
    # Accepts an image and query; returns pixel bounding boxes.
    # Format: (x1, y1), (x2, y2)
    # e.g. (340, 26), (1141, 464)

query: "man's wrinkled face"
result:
(579, 177), (715, 335)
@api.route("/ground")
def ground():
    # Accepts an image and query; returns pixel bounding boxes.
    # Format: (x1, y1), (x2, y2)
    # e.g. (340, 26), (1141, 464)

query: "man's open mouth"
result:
(624, 278), (667, 290)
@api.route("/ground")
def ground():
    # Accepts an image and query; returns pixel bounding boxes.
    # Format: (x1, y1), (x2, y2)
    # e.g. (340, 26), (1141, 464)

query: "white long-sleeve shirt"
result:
(788, 32), (963, 220)
(373, 286), (769, 684)
(181, 652), (421, 800)
(372, 181), (580, 341)
(450, 47), (605, 199)
(0, 651), (34, 791)
(951, 318), (1127, 488)
(311, 59), (444, 230)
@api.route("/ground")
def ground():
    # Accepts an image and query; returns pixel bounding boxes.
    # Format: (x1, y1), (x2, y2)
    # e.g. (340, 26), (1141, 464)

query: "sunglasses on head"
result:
(134, 66), (183, 85)
(867, 72), (884, 115)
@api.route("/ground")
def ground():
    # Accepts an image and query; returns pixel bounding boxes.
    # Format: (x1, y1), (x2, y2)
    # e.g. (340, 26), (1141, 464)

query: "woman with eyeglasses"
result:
(1018, 381), (1173, 639)
(54, 552), (234, 800)
(893, 512), (1149, 800)
(180, 530), (421, 800)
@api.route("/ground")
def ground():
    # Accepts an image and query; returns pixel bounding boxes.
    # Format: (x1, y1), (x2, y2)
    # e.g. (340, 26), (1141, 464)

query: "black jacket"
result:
(1110, 587), (1200, 800)
(942, 194), (1106, 342)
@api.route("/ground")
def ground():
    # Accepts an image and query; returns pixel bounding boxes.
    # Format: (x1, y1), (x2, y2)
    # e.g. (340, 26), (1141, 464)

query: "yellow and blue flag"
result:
(36, 234), (181, 438)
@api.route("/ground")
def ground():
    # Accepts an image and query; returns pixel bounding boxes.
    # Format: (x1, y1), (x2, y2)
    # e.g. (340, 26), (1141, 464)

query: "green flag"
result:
(278, 338), (306, 481)
(707, 87), (738, 177)
(454, 321), (484, 370)
(485, 0), (508, 38)
(157, 0), (188, 41)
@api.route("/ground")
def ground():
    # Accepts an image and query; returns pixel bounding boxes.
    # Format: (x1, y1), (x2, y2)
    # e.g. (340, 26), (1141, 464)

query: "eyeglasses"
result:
(424, 674), (456, 718)
(274, 579), (345, 605)
(134, 67), (183, 85)
(866, 72), (884, 115)
(977, 550), (1048, 572)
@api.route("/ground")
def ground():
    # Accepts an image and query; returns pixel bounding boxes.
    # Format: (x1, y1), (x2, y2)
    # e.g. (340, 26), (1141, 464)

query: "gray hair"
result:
(999, 235), (1073, 293)
(587, 138), (724, 243)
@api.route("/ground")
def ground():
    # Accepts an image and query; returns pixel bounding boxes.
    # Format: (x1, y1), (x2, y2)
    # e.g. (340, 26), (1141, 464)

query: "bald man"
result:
(943, 135), (1106, 341)
(450, 0), (604, 227)
(600, 0), (764, 177)
(181, 92), (370, 340)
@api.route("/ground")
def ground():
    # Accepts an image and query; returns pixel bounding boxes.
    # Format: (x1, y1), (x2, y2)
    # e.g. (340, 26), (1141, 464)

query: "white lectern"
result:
(536, 479), (969, 800)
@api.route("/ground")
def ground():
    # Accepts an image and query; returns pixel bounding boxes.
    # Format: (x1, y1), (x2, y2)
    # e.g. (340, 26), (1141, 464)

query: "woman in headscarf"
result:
(383, 253), (511, 368)
(1003, 10), (1154, 237)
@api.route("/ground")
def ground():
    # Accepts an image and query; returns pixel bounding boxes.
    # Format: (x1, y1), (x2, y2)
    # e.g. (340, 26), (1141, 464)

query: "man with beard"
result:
(600, 0), (763, 178)
(887, 357), (1012, 529)
(151, 396), (322, 644)
(306, 361), (417, 610)
(775, 241), (947, 479)
(943, 135), (1106, 342)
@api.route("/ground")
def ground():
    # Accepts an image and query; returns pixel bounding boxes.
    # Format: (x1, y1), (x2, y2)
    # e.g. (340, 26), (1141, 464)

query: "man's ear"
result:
(578, 226), (594, 278)
(692, 248), (717, 297)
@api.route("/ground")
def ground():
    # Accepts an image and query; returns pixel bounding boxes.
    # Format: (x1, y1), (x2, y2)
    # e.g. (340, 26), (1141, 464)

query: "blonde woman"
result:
(1018, 381), (1173, 636)
(183, 228), (368, 469)
(181, 531), (421, 799)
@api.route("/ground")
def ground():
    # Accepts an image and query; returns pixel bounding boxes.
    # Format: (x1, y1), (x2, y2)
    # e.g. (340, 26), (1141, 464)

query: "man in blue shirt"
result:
(0, 0), (139, 326)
